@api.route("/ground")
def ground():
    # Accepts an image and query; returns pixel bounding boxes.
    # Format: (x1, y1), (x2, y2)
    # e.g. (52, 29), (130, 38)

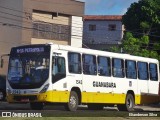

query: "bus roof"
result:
(11, 43), (159, 63)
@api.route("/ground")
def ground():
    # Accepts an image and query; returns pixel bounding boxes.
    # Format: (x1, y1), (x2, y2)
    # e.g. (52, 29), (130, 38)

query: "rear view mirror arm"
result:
(0, 54), (10, 68)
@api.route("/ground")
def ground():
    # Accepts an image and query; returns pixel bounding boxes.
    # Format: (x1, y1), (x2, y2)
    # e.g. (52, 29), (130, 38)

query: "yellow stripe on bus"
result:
(7, 90), (160, 104)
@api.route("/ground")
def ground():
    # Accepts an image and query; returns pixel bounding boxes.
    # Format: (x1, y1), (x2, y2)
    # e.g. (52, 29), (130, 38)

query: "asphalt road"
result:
(0, 102), (160, 117)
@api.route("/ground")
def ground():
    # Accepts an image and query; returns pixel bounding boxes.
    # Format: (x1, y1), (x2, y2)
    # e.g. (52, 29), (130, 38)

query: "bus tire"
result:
(64, 91), (78, 111)
(30, 102), (44, 110)
(88, 104), (104, 110)
(117, 94), (135, 111)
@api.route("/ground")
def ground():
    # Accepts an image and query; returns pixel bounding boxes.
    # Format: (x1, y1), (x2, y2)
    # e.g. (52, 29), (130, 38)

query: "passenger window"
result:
(112, 58), (124, 78)
(125, 60), (137, 79)
(82, 54), (97, 75)
(68, 52), (81, 74)
(137, 62), (149, 80)
(52, 57), (66, 83)
(149, 63), (158, 81)
(98, 56), (111, 76)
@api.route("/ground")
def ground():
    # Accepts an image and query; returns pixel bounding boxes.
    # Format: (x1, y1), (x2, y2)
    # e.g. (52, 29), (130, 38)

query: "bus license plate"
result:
(21, 99), (29, 102)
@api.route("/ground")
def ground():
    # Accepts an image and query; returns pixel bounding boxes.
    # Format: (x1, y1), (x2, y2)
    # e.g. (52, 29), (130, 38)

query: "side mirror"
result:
(0, 58), (4, 68)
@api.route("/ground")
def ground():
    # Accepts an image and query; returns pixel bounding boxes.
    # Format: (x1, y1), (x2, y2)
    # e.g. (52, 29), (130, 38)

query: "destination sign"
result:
(16, 47), (45, 54)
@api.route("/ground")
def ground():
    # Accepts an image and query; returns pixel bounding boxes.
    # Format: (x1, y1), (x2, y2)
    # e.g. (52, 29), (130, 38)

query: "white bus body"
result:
(6, 43), (160, 111)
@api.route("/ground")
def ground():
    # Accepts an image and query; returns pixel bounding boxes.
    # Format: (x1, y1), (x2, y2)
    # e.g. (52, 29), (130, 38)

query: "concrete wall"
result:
(71, 16), (83, 48)
(0, 0), (24, 75)
(83, 20), (123, 44)
(32, 12), (70, 25)
(23, 0), (84, 17)
(31, 38), (68, 45)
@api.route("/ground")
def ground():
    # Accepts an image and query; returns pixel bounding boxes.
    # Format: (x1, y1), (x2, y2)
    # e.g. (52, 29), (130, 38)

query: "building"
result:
(83, 15), (124, 50)
(0, 0), (84, 75)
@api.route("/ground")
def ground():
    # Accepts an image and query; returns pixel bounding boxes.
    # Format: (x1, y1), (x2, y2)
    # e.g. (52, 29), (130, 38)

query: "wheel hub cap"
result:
(70, 96), (77, 108)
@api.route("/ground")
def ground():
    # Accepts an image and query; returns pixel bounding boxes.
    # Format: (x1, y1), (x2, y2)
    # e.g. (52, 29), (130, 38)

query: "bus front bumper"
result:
(6, 90), (70, 103)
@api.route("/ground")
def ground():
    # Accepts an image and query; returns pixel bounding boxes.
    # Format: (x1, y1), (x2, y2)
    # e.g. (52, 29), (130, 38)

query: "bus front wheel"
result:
(64, 91), (78, 111)
(30, 102), (44, 110)
(117, 94), (135, 111)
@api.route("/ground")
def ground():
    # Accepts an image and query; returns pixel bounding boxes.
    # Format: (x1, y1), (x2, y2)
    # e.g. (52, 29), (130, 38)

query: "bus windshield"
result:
(8, 46), (50, 89)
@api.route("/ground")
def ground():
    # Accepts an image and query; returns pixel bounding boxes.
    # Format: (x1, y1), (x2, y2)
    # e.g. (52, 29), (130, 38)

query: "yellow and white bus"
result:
(5, 43), (160, 111)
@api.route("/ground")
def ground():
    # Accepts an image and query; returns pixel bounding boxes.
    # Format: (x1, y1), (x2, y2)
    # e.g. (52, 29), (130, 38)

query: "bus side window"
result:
(68, 52), (81, 74)
(149, 63), (158, 81)
(52, 57), (66, 83)
(98, 56), (111, 76)
(137, 62), (149, 80)
(82, 54), (97, 75)
(125, 60), (137, 79)
(112, 58), (124, 78)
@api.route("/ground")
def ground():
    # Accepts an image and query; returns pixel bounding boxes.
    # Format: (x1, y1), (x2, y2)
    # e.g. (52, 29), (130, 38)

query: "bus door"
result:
(148, 63), (159, 95)
(52, 52), (67, 90)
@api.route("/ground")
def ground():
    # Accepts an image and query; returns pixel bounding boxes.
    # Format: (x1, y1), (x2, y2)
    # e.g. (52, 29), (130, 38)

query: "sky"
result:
(78, 0), (139, 15)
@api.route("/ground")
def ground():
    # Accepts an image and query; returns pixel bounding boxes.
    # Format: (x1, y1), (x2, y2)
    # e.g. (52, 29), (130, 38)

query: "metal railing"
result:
(32, 22), (71, 41)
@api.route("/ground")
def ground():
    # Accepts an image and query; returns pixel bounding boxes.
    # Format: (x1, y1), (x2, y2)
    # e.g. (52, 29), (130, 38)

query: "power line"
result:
(0, 19), (160, 43)
(0, 4), (84, 23)
(1, 15), (160, 40)
(0, 15), (32, 24)
(32, 18), (83, 28)
(0, 4), (159, 34)
(0, 21), (159, 52)
(0, 21), (120, 45)
(0, 5), (25, 13)
(0, 21), (83, 39)
(30, 0), (84, 6)
(0, 5), (84, 27)
(0, 10), (28, 20)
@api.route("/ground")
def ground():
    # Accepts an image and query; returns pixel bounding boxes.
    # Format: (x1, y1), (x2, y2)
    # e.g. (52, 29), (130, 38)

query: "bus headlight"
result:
(40, 84), (49, 93)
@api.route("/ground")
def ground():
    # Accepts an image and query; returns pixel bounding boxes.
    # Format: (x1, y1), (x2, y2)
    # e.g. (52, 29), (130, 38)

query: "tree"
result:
(123, 0), (160, 48)
(110, 32), (160, 61)
(117, 0), (160, 61)
(123, 0), (160, 35)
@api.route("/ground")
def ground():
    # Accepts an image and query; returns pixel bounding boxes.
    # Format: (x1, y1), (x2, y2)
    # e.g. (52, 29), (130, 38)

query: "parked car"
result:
(0, 76), (6, 101)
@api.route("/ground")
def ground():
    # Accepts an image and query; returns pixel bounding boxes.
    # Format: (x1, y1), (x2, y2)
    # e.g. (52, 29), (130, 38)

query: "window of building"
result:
(125, 60), (137, 79)
(149, 63), (158, 81)
(108, 24), (116, 31)
(112, 58), (124, 78)
(68, 52), (81, 74)
(89, 24), (96, 31)
(82, 54), (97, 75)
(98, 56), (111, 76)
(137, 62), (149, 80)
